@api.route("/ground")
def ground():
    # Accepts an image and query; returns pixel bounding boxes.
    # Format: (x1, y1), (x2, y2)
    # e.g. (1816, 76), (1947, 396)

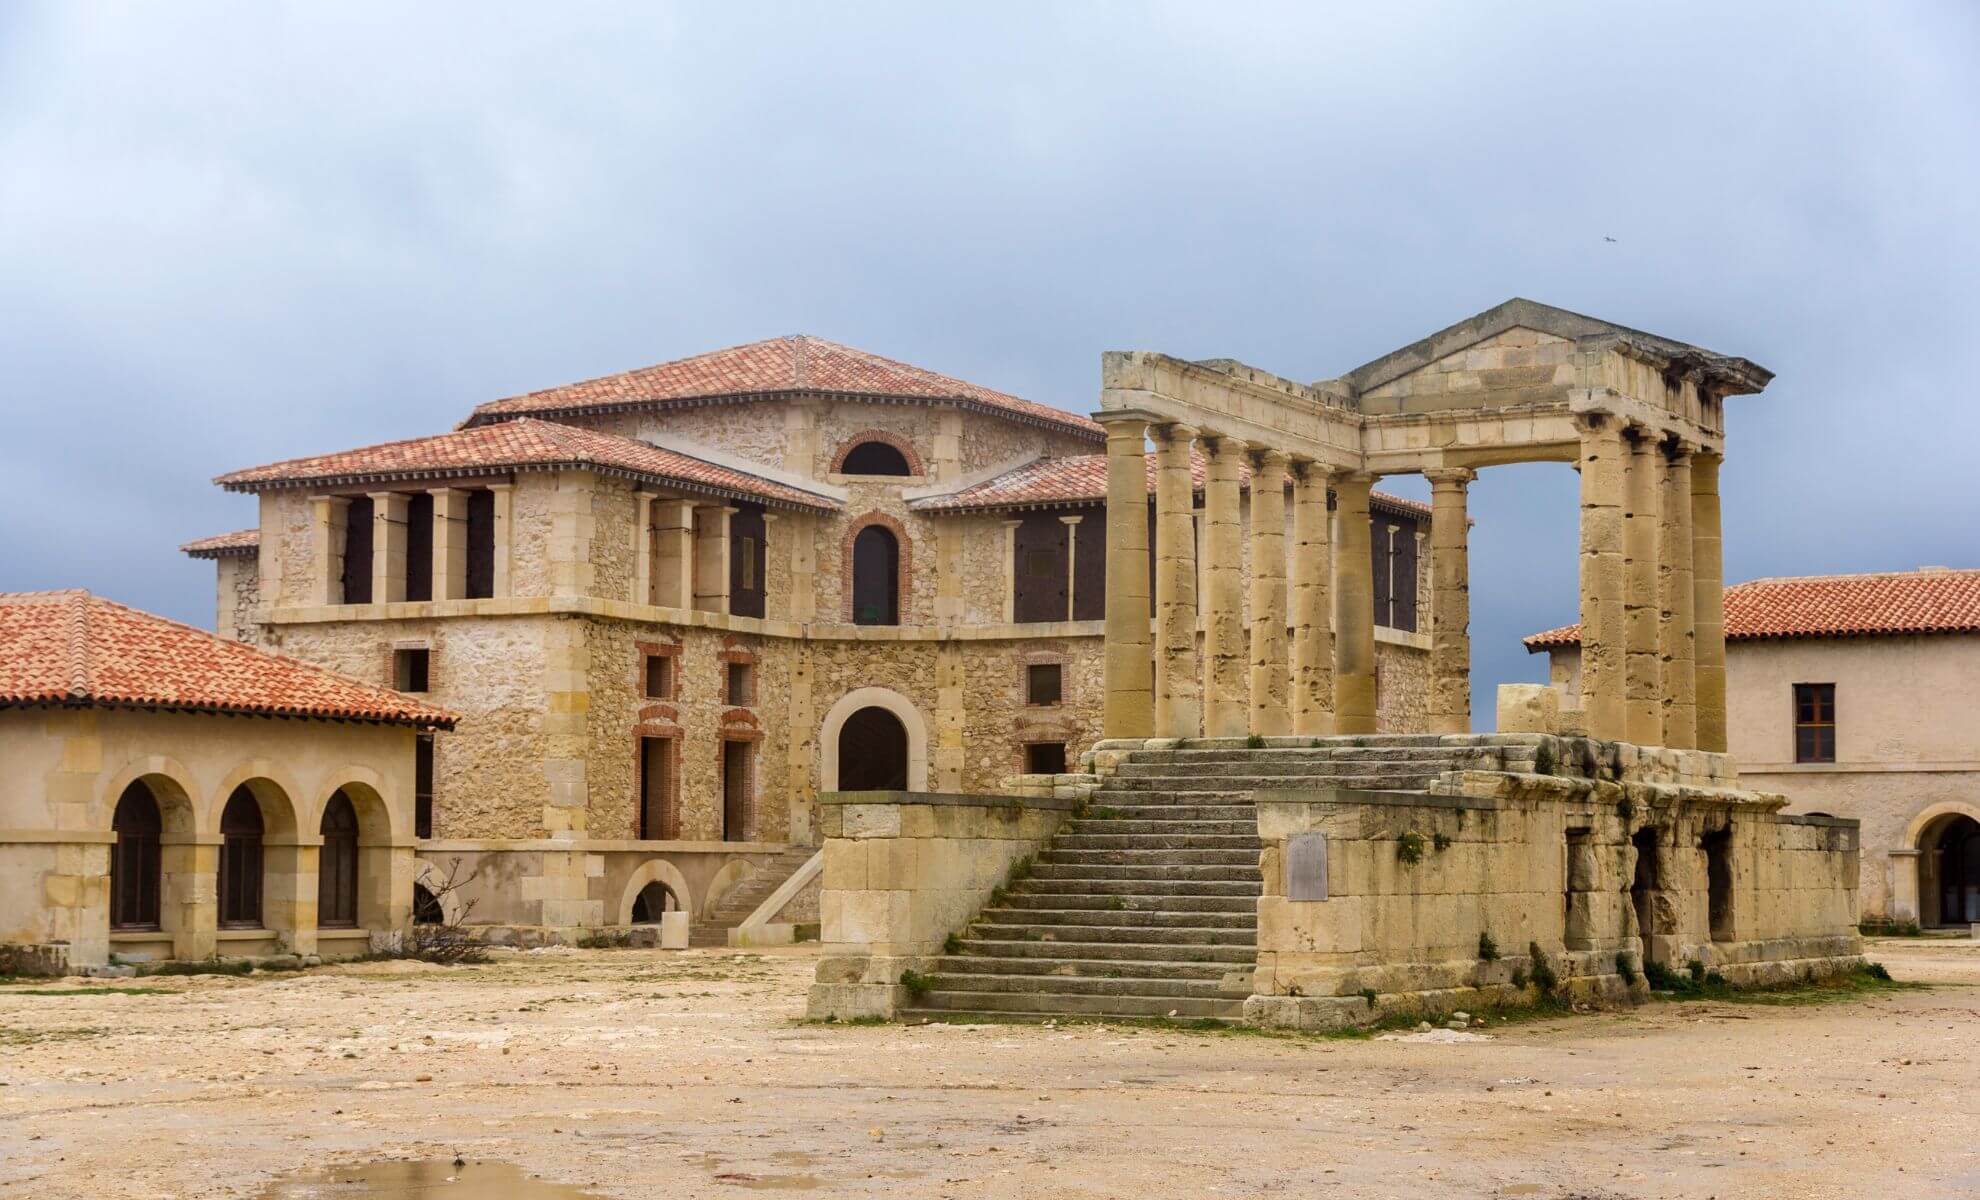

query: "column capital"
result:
(1289, 457), (1336, 483)
(1196, 430), (1241, 454)
(1247, 445), (1291, 471)
(1058, 513), (1084, 526)
(1092, 407), (1159, 435)
(1423, 467), (1477, 489)
(1154, 421), (1198, 444)
(1662, 435), (1700, 460)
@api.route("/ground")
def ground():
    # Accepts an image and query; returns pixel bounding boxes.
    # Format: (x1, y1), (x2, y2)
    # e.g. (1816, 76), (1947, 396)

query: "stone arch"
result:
(618, 858), (694, 925)
(842, 511), (911, 624)
(1908, 800), (1980, 927)
(210, 760), (303, 838)
(98, 758), (205, 957)
(702, 858), (753, 920)
(831, 430), (924, 476)
(412, 857), (469, 926)
(98, 755), (199, 835)
(308, 767), (399, 845)
(1903, 800), (1980, 850)
(819, 687), (930, 792)
(314, 775), (401, 933)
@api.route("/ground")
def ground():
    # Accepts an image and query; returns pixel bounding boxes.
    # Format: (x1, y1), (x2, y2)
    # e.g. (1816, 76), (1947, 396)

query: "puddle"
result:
(258, 1160), (605, 1198)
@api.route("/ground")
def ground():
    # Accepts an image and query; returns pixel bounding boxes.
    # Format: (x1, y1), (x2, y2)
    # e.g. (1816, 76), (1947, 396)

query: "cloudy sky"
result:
(3, 3), (1975, 725)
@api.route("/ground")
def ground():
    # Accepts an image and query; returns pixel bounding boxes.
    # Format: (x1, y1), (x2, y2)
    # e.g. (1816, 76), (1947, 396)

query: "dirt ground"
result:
(1, 937), (1975, 1200)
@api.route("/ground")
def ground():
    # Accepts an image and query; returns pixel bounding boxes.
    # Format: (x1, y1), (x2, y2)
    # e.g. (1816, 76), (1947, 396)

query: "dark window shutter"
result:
(404, 492), (433, 602)
(464, 489), (495, 598)
(1013, 512), (1070, 623)
(342, 497), (373, 605)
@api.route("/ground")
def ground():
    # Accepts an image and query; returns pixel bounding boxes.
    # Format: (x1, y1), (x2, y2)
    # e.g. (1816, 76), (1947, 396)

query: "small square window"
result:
(727, 662), (755, 707)
(644, 654), (673, 700)
(1026, 663), (1062, 706)
(1025, 742), (1067, 775)
(394, 648), (430, 693)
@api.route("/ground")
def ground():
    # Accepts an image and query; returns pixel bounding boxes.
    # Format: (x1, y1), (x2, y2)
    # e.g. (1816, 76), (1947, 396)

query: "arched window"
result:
(851, 525), (900, 625)
(318, 790), (360, 929)
(218, 787), (265, 929)
(111, 782), (163, 930)
(412, 883), (444, 926)
(838, 706), (910, 790)
(840, 441), (913, 476)
(630, 881), (680, 923)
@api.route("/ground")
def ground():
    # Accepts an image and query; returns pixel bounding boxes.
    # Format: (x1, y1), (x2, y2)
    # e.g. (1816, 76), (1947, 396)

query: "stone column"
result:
(1290, 461), (1334, 736)
(1692, 450), (1728, 753)
(1424, 468), (1475, 734)
(369, 491), (409, 605)
(1199, 433), (1248, 738)
(630, 491), (656, 607)
(312, 496), (349, 607)
(693, 504), (734, 614)
(999, 519), (1023, 624)
(431, 487), (469, 602)
(1331, 472), (1379, 735)
(1154, 423), (1202, 739)
(1059, 514), (1084, 621)
(1247, 448), (1291, 736)
(1623, 429), (1663, 746)
(487, 483), (513, 598)
(1576, 416), (1627, 742)
(1659, 441), (1697, 749)
(1099, 412), (1155, 739)
(788, 513), (818, 623)
(650, 499), (695, 608)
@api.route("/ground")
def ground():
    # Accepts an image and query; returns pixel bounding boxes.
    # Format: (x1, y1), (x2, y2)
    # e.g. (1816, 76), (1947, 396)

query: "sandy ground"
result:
(1, 938), (1976, 1200)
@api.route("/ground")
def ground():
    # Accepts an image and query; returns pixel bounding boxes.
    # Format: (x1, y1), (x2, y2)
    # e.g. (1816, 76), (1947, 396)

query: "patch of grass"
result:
(1859, 917), (1924, 938)
(1431, 832), (1453, 853)
(942, 933), (962, 955)
(1005, 855), (1033, 887)
(1532, 742), (1556, 776)
(0, 1026), (106, 1047)
(1359, 987), (1378, 1007)
(1395, 831), (1426, 866)
(136, 958), (254, 978)
(1645, 962), (1914, 1006)
(11, 986), (167, 997)
(1527, 943), (1558, 993)
(1615, 953), (1638, 986)
(898, 969), (934, 1000)
(1245, 733), (1266, 749)
(1477, 931), (1499, 962)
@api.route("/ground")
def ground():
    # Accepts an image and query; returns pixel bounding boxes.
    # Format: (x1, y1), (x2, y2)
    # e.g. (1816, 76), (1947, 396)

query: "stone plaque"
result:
(1285, 832), (1329, 901)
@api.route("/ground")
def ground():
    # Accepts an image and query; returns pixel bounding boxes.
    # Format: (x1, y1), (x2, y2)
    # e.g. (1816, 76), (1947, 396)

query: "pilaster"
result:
(487, 483), (513, 598)
(651, 499), (695, 608)
(430, 487), (469, 602)
(369, 491), (409, 605)
(631, 491), (656, 608)
(311, 495), (349, 607)
(693, 503), (734, 614)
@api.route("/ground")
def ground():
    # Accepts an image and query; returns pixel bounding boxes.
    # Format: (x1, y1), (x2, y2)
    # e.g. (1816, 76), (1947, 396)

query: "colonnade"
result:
(1099, 409), (1728, 753)
(1100, 412), (1475, 742)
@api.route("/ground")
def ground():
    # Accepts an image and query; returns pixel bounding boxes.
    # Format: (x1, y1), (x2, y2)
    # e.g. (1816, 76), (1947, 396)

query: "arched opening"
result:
(218, 786), (266, 929)
(412, 883), (444, 926)
(317, 790), (360, 929)
(837, 707), (909, 791)
(851, 525), (900, 625)
(111, 781), (163, 930)
(840, 441), (913, 476)
(630, 881), (681, 923)
(1927, 815), (1980, 927)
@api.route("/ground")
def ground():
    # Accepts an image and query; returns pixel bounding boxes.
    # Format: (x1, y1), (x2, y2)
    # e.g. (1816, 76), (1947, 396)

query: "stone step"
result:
(1113, 758), (1468, 779)
(1019, 877), (1261, 898)
(1039, 847), (1259, 867)
(1077, 805), (1258, 822)
(987, 894), (1257, 918)
(922, 970), (1237, 1001)
(1028, 862), (1259, 883)
(1053, 833), (1262, 851)
(938, 953), (1240, 980)
(969, 921), (1256, 946)
(951, 939), (1256, 965)
(903, 990), (1245, 1021)
(1100, 774), (1437, 792)
(1126, 746), (1494, 764)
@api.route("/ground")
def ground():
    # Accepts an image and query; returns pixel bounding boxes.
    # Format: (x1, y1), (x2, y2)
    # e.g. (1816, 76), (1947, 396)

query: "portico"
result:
(1097, 299), (1772, 747)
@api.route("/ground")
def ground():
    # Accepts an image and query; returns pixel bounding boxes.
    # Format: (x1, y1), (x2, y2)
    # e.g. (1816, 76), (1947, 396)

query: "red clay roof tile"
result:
(180, 529), (259, 558)
(1524, 568), (1980, 649)
(214, 418), (838, 512)
(461, 335), (1103, 440)
(0, 591), (456, 728)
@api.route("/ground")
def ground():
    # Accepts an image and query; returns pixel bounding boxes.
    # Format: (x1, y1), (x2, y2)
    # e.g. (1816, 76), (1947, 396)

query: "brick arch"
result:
(840, 510), (913, 624)
(831, 430), (924, 476)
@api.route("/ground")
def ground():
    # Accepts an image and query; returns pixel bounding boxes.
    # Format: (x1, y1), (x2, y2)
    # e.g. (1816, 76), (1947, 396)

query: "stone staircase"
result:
(690, 845), (819, 948)
(903, 735), (1537, 1021)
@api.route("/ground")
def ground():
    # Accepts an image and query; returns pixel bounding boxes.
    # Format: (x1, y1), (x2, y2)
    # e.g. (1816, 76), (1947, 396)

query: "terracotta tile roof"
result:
(461, 334), (1103, 440)
(909, 453), (1434, 519)
(214, 418), (838, 513)
(180, 529), (260, 559)
(0, 590), (457, 728)
(1523, 568), (1980, 649)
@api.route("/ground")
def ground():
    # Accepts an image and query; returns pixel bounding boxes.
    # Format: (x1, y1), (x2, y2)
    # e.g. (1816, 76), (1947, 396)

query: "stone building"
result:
(188, 335), (1434, 942)
(1528, 567), (1980, 927)
(0, 590), (455, 974)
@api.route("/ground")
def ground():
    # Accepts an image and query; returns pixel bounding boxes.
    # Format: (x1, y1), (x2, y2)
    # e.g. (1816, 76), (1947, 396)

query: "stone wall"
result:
(808, 790), (1076, 1019)
(1246, 747), (1863, 1030)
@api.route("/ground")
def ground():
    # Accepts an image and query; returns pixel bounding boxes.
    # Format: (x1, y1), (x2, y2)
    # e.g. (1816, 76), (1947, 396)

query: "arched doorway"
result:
(111, 781), (163, 930)
(318, 790), (360, 929)
(851, 525), (900, 625)
(218, 786), (265, 928)
(1930, 815), (1980, 927)
(838, 707), (909, 790)
(630, 881), (680, 923)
